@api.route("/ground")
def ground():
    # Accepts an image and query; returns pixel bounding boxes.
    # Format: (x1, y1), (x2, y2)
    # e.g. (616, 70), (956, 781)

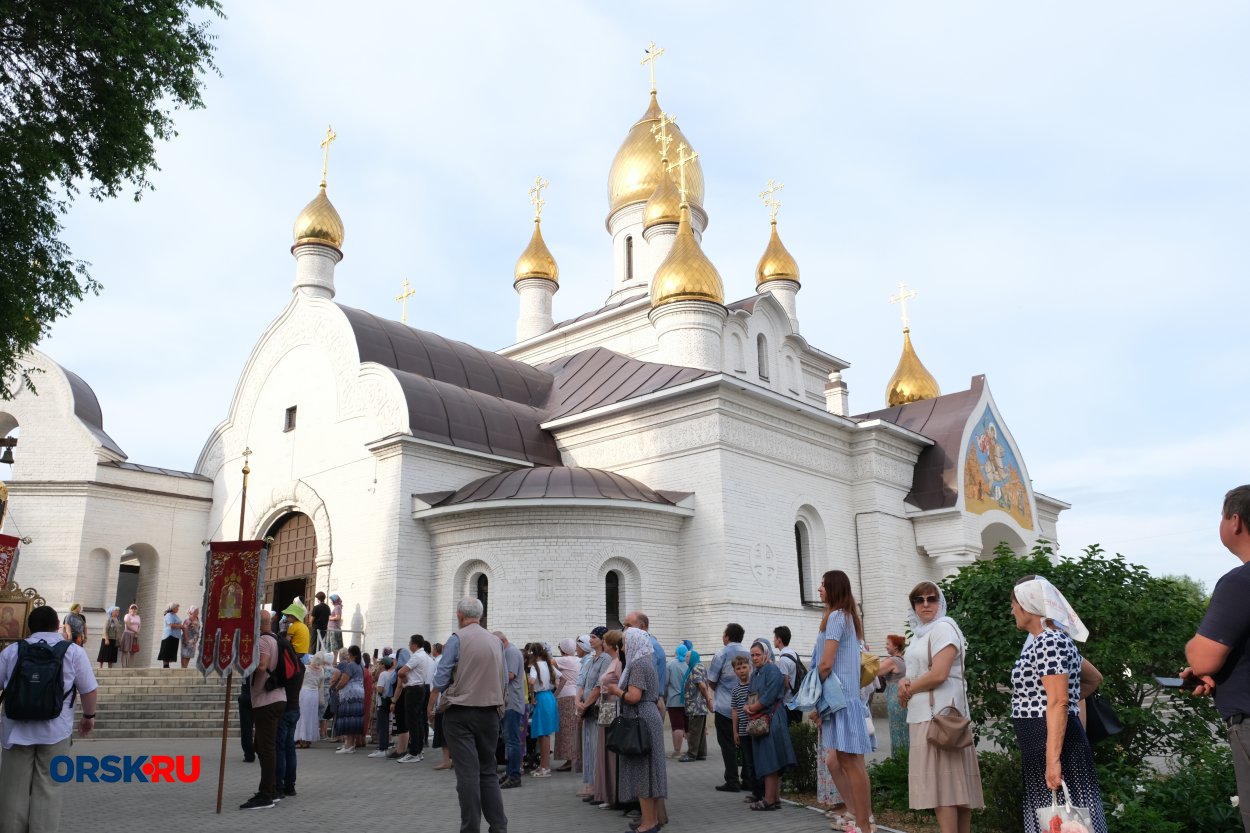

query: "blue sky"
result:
(26, 2), (1249, 591)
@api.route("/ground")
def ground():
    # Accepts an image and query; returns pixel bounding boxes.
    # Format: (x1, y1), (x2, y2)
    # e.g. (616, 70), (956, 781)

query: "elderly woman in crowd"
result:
(593, 629), (623, 808)
(879, 634), (909, 755)
(158, 602), (182, 668)
(62, 602), (87, 647)
(665, 641), (690, 758)
(814, 569), (874, 833)
(97, 606), (122, 669)
(604, 627), (667, 833)
(179, 606), (201, 669)
(1010, 576), (1108, 833)
(120, 604), (141, 668)
(296, 652), (326, 748)
(680, 641), (712, 762)
(897, 583), (983, 833)
(554, 637), (582, 772)
(578, 629), (609, 800)
(745, 638), (796, 811)
(331, 645), (366, 753)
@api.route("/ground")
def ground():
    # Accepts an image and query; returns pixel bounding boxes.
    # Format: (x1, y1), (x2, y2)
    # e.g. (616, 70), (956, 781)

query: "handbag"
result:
(1034, 780), (1093, 832)
(597, 699), (618, 726)
(745, 692), (770, 737)
(1084, 693), (1122, 744)
(925, 629), (974, 750)
(131, 638), (140, 654)
(860, 650), (880, 688)
(605, 707), (651, 756)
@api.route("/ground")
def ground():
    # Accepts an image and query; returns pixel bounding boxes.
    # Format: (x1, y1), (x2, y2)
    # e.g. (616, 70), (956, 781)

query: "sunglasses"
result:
(910, 594), (939, 605)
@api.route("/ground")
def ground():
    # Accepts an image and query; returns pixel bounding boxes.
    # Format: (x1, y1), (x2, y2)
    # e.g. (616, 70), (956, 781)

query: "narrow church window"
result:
(605, 570), (622, 630)
(795, 522), (812, 604)
(476, 573), (489, 628)
(625, 236), (634, 282)
(757, 334), (770, 380)
(284, 406), (297, 432)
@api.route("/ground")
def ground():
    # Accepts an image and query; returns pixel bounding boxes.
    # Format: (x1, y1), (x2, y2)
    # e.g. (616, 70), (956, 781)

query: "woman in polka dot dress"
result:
(1009, 575), (1108, 833)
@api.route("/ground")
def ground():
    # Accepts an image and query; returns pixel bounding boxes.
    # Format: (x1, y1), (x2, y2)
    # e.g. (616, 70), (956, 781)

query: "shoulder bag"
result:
(860, 650), (880, 688)
(1084, 692), (1122, 744)
(605, 699), (651, 756)
(925, 628), (974, 750)
(745, 691), (772, 738)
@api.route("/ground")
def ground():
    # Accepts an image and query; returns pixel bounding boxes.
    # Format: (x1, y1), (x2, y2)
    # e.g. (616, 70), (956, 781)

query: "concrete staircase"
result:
(79, 668), (242, 739)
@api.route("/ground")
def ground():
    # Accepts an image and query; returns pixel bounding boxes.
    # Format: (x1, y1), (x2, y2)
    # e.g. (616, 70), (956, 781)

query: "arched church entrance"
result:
(265, 513), (317, 614)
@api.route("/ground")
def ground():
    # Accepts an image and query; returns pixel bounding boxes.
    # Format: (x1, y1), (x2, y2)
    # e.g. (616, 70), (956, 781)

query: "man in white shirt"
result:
(0, 604), (98, 832)
(396, 635), (435, 762)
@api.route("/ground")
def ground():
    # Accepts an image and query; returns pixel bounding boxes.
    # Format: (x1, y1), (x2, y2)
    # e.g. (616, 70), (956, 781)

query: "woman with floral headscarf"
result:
(554, 637), (582, 772)
(179, 606), (201, 668)
(603, 627), (667, 833)
(97, 606), (121, 668)
(1009, 575), (1107, 833)
(897, 582), (983, 833)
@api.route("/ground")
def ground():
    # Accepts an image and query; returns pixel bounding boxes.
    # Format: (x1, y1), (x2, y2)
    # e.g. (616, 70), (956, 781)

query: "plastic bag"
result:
(1034, 781), (1092, 833)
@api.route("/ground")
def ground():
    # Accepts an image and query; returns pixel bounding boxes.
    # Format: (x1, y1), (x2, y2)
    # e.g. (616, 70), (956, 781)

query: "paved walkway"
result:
(43, 734), (899, 832)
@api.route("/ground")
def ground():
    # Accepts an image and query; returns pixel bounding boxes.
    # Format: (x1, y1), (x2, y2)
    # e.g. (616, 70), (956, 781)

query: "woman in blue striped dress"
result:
(814, 570), (874, 833)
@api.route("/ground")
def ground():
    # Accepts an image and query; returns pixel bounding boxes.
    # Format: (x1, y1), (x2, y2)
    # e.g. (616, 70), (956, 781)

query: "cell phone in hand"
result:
(1155, 676), (1201, 690)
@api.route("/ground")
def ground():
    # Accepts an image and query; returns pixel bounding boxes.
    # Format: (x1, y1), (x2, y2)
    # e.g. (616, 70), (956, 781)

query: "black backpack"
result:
(263, 632), (304, 698)
(2, 640), (75, 721)
(786, 649), (808, 693)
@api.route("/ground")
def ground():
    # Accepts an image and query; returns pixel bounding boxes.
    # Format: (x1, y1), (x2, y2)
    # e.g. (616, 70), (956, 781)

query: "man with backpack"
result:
(0, 604), (98, 832)
(240, 610), (287, 810)
(773, 626), (807, 726)
(271, 622), (304, 800)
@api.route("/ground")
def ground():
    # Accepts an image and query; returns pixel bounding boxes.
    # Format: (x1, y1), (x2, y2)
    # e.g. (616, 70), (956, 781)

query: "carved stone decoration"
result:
(750, 543), (777, 587)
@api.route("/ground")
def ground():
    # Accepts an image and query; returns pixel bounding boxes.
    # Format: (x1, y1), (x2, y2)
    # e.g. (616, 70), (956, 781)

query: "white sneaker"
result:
(398, 754), (419, 763)
(335, 746), (355, 754)
(367, 750), (388, 758)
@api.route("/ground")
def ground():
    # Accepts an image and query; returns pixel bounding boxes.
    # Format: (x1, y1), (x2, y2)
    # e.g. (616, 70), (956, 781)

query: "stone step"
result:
(87, 728), (241, 739)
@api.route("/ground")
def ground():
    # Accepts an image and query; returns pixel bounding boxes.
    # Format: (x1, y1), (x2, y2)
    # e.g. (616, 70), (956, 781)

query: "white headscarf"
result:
(751, 637), (775, 662)
(623, 627), (651, 667)
(1014, 576), (1089, 642)
(906, 585), (964, 643)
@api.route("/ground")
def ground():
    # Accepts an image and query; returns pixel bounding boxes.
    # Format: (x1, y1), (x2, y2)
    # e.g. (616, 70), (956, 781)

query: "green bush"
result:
(783, 719), (819, 794)
(1139, 745), (1240, 831)
(867, 748), (910, 811)
(974, 750), (1023, 833)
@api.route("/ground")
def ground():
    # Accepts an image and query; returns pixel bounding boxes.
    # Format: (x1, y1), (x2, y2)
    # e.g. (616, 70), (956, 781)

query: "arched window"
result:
(476, 573), (490, 628)
(605, 570), (622, 630)
(757, 334), (770, 380)
(625, 236), (634, 282)
(795, 522), (812, 603)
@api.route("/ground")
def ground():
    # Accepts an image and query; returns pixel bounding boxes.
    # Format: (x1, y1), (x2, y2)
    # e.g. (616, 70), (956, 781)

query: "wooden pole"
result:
(215, 448), (252, 814)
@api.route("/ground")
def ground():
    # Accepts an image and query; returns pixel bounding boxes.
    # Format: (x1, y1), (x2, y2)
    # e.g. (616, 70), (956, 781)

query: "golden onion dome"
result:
(292, 184), (345, 249)
(755, 220), (800, 285)
(513, 219), (558, 284)
(652, 204), (724, 308)
(608, 92), (704, 218)
(885, 328), (941, 407)
(643, 162), (682, 229)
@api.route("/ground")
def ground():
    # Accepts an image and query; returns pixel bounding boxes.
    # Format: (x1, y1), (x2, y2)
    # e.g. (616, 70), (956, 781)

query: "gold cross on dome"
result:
(319, 125), (337, 186)
(651, 111), (676, 161)
(760, 179), (784, 223)
(641, 42), (665, 93)
(528, 176), (549, 221)
(667, 143), (699, 204)
(889, 282), (919, 329)
(395, 278), (416, 324)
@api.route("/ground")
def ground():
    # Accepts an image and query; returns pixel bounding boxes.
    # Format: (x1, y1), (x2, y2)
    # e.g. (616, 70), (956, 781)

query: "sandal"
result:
(747, 800), (780, 811)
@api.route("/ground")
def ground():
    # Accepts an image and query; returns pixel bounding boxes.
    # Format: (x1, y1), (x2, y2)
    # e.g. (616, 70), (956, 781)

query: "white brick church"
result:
(0, 79), (1066, 665)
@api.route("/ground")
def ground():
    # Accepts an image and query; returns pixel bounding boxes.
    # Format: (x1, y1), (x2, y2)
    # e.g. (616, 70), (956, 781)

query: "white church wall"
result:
(501, 299), (659, 366)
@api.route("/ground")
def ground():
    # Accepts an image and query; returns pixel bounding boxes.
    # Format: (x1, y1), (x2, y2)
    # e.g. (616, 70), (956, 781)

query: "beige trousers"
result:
(0, 736), (72, 833)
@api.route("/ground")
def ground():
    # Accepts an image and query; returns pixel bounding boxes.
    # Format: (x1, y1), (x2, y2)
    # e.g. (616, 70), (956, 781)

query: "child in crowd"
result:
(730, 655), (756, 801)
(369, 656), (396, 758)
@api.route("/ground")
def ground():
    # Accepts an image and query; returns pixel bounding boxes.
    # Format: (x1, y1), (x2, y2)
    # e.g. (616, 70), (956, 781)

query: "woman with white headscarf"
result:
(745, 637), (795, 811)
(1009, 575), (1108, 833)
(897, 582), (983, 833)
(603, 627), (667, 833)
(554, 637), (582, 772)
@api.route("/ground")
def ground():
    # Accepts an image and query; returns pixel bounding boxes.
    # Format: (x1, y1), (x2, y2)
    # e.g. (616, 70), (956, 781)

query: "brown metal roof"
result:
(855, 376), (986, 511)
(61, 365), (126, 458)
(539, 347), (715, 421)
(100, 461), (211, 481)
(419, 466), (688, 508)
(726, 294), (765, 314)
(548, 293), (647, 332)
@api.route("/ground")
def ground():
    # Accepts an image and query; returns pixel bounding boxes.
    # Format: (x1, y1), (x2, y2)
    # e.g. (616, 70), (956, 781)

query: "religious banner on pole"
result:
(198, 540), (268, 678)
(0, 533), (19, 588)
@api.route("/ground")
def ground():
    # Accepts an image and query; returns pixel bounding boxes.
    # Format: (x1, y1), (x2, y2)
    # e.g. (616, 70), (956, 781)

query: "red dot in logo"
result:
(142, 762), (155, 777)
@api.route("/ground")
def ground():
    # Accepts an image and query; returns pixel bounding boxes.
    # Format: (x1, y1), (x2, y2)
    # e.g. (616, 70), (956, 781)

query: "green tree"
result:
(0, 0), (222, 398)
(941, 542), (1222, 774)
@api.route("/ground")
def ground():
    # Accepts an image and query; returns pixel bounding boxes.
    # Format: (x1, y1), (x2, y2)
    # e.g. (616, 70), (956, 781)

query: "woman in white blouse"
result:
(897, 582), (984, 833)
(527, 643), (562, 778)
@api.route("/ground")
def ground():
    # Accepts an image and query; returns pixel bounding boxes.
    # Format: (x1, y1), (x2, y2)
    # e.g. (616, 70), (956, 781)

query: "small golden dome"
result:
(514, 219), (558, 284)
(652, 204), (724, 308)
(643, 163), (682, 229)
(755, 221), (800, 285)
(292, 184), (345, 249)
(608, 92), (704, 218)
(885, 328), (941, 407)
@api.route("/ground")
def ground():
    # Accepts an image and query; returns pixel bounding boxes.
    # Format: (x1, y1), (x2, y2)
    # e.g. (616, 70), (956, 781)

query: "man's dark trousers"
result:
(274, 706), (299, 792)
(714, 712), (741, 787)
(404, 684), (431, 754)
(238, 686), (256, 761)
(252, 701), (285, 799)
(445, 705), (508, 833)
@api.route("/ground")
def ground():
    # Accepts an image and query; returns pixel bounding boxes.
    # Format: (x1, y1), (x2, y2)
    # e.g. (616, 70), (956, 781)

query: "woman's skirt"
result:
(296, 686), (321, 742)
(334, 681), (365, 736)
(1014, 715), (1109, 833)
(96, 639), (119, 665)
(531, 690), (558, 738)
(180, 631), (199, 660)
(119, 630), (137, 655)
(593, 722), (617, 805)
(751, 708), (797, 778)
(157, 636), (180, 662)
(885, 681), (910, 754)
(907, 721), (985, 809)
(555, 695), (580, 763)
(820, 685), (872, 754)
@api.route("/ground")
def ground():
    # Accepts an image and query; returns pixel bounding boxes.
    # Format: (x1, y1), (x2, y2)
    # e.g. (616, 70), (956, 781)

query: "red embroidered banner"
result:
(198, 541), (268, 677)
(0, 534), (18, 587)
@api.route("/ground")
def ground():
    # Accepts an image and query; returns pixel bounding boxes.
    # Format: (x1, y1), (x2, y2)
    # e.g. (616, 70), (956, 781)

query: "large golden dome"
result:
(643, 163), (682, 229)
(514, 219), (559, 284)
(755, 221), (800, 285)
(292, 184), (345, 250)
(608, 92), (704, 218)
(652, 204), (723, 308)
(885, 328), (941, 407)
